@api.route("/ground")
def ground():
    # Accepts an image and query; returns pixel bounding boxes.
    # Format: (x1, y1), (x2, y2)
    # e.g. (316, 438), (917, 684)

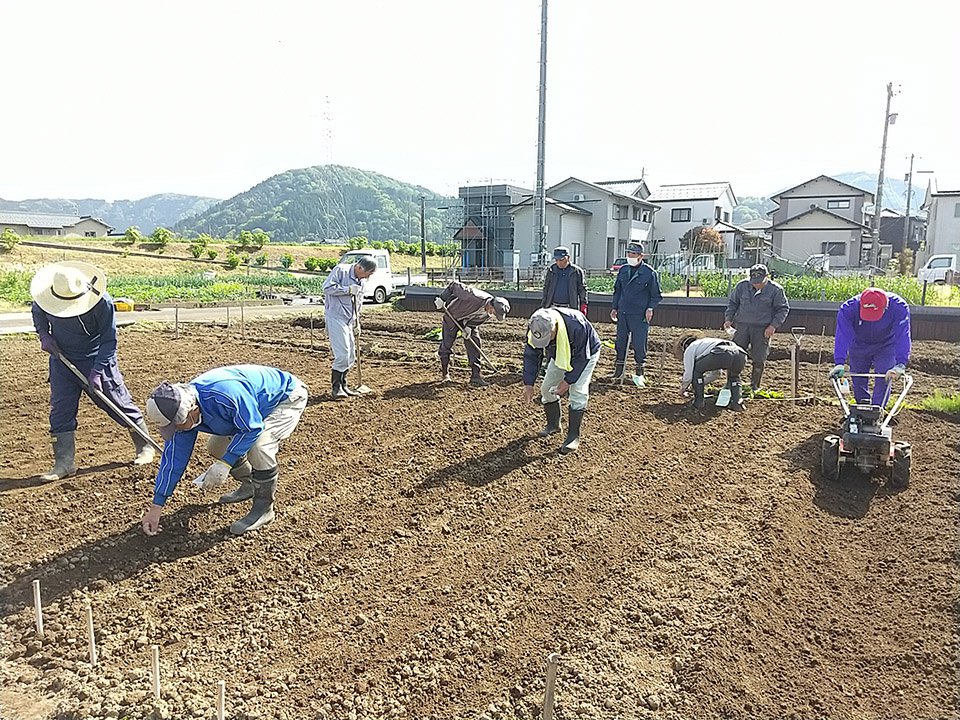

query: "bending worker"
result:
(522, 307), (601, 455)
(675, 331), (748, 411)
(30, 261), (155, 481)
(723, 264), (790, 392)
(142, 364), (308, 536)
(541, 245), (588, 314)
(323, 255), (377, 399)
(434, 281), (510, 386)
(610, 242), (662, 386)
(829, 288), (911, 405)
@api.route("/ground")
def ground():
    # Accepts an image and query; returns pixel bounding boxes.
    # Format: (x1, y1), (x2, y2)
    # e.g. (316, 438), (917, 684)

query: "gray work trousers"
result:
(732, 323), (770, 390)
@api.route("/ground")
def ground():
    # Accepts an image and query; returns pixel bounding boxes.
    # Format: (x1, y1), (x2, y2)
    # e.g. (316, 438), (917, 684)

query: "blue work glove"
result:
(828, 364), (845, 380)
(39, 335), (59, 356)
(885, 364), (906, 383)
(87, 369), (103, 393)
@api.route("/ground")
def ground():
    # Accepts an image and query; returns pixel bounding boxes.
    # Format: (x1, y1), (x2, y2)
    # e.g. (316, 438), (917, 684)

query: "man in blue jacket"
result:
(30, 261), (154, 481)
(829, 288), (911, 405)
(611, 242), (662, 386)
(522, 307), (601, 454)
(142, 365), (308, 536)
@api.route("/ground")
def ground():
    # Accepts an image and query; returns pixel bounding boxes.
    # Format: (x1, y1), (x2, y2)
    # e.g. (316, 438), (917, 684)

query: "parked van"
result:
(337, 249), (400, 304)
(916, 254), (957, 285)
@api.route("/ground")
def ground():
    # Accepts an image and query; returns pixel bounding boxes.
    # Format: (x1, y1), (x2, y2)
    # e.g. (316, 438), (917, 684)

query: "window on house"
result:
(671, 208), (691, 223)
(715, 207), (722, 221)
(822, 242), (847, 257)
(641, 210), (650, 223)
(617, 241), (627, 257)
(633, 207), (641, 221)
(723, 211), (730, 223)
(84, 231), (96, 237)
(954, 202), (960, 218)
(827, 199), (851, 209)
(612, 205), (621, 220)
(571, 242), (581, 264)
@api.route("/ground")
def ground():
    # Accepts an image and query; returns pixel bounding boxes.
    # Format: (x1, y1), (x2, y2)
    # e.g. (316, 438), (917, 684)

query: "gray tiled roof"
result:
(648, 183), (732, 202)
(595, 180), (644, 197)
(0, 211), (83, 229)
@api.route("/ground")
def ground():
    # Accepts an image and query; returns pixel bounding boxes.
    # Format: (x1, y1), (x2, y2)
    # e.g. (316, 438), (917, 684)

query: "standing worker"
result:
(541, 246), (588, 314)
(434, 281), (510, 386)
(522, 307), (601, 454)
(142, 364), (308, 536)
(723, 264), (790, 393)
(675, 331), (748, 411)
(323, 255), (377, 399)
(610, 242), (662, 386)
(828, 288), (911, 405)
(30, 261), (155, 481)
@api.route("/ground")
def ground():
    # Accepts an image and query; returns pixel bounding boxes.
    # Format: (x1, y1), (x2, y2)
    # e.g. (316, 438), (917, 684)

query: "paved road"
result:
(0, 303), (325, 335)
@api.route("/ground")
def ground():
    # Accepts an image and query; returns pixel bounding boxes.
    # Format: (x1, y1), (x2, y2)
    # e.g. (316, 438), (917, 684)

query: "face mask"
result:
(626, 256), (640, 267)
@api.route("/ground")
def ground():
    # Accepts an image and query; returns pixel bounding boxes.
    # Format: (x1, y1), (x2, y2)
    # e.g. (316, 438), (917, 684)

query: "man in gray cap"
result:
(434, 281), (510, 386)
(541, 246), (588, 314)
(723, 264), (790, 392)
(142, 364), (308, 537)
(522, 307), (601, 454)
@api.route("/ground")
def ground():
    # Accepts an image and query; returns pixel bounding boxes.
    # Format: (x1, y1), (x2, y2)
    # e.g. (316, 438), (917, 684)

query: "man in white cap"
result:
(142, 365), (308, 536)
(30, 261), (155, 481)
(434, 281), (510, 386)
(323, 255), (377, 399)
(521, 307), (601, 454)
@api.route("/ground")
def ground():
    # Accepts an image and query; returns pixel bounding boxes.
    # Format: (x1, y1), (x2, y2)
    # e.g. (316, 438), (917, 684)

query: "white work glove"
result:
(198, 460), (231, 491)
(828, 364), (845, 380)
(434, 296), (445, 310)
(349, 284), (361, 296)
(885, 364), (906, 383)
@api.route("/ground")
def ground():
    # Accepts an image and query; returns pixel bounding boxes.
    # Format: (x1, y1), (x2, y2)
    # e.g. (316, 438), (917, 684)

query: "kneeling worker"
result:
(675, 331), (748, 411)
(522, 307), (601, 454)
(434, 281), (510, 386)
(141, 364), (308, 536)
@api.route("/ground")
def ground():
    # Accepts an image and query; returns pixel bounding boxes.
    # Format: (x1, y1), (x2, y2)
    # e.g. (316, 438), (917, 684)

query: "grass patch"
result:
(916, 390), (960, 414)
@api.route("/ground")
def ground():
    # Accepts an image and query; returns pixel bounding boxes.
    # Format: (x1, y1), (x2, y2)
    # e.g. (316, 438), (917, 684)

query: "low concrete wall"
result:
(401, 286), (960, 342)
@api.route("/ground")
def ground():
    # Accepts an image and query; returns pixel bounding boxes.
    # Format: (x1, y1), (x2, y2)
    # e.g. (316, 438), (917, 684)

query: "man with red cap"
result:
(829, 288), (911, 405)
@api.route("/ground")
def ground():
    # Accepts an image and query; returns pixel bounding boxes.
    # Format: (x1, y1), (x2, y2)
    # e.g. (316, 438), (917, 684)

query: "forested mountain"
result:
(732, 196), (776, 225)
(175, 165), (455, 243)
(0, 194), (218, 233)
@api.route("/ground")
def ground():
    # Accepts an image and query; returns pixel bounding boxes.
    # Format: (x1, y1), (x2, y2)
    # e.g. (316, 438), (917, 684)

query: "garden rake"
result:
(441, 305), (499, 375)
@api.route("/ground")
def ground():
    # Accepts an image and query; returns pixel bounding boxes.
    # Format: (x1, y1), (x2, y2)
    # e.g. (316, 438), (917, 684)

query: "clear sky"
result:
(3, 0), (957, 202)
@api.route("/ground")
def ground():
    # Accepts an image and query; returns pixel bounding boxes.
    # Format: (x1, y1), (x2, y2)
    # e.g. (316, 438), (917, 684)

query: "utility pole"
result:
(901, 153), (915, 257)
(870, 82), (897, 270)
(533, 0), (549, 267)
(419, 195), (427, 273)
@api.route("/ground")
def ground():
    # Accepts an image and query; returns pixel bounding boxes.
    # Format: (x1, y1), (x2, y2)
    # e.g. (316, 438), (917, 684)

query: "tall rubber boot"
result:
(559, 408), (585, 455)
(632, 363), (646, 388)
(610, 361), (626, 380)
(440, 357), (451, 383)
(538, 400), (562, 437)
(332, 369), (348, 400)
(219, 456), (254, 504)
(469, 372), (489, 387)
(39, 432), (77, 481)
(130, 420), (156, 465)
(750, 365), (763, 393)
(693, 377), (706, 410)
(230, 467), (277, 535)
(728, 380), (744, 412)
(341, 369), (361, 396)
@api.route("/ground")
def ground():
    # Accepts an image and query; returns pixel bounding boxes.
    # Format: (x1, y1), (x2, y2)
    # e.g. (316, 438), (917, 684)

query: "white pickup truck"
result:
(337, 249), (428, 303)
(916, 254), (957, 285)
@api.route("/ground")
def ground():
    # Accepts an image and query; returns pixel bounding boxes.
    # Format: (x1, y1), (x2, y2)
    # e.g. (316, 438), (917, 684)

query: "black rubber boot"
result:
(610, 361), (626, 380)
(130, 420), (156, 465)
(728, 380), (744, 411)
(219, 456), (254, 504)
(538, 400), (562, 437)
(751, 366), (763, 393)
(440, 357), (451, 382)
(39, 432), (78, 481)
(341, 369), (361, 396)
(693, 377), (706, 410)
(332, 370), (348, 400)
(230, 467), (277, 535)
(470, 374), (489, 387)
(559, 408), (585, 455)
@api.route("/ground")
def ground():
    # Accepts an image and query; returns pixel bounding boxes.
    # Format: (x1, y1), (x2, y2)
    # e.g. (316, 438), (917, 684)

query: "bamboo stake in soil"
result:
(86, 602), (97, 666)
(217, 680), (226, 720)
(151, 645), (160, 699)
(543, 653), (560, 720)
(32, 579), (43, 637)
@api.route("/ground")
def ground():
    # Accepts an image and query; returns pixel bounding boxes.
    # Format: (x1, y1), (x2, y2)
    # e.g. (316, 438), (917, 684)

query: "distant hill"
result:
(175, 165), (456, 243)
(0, 194), (219, 234)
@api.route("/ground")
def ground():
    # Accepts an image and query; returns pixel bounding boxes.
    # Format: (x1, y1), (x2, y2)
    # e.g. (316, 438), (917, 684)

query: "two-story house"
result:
(767, 175), (872, 268)
(919, 177), (960, 265)
(510, 177), (659, 270)
(647, 182), (738, 257)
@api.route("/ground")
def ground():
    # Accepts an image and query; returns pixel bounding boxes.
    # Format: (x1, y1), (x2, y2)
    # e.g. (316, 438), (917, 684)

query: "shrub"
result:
(0, 228), (21, 252)
(123, 226), (144, 245)
(188, 243), (204, 258)
(207, 249), (219, 260)
(151, 227), (174, 252)
(304, 257), (321, 271)
(225, 252), (242, 269)
(279, 253), (294, 269)
(254, 253), (268, 266)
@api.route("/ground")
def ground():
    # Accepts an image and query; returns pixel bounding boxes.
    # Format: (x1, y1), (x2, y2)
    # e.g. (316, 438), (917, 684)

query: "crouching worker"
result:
(675, 331), (748, 411)
(522, 308), (601, 454)
(434, 281), (510, 386)
(141, 364), (308, 536)
(31, 261), (155, 480)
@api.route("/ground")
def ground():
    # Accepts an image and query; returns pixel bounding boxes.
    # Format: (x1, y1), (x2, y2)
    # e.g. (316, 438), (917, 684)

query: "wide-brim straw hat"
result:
(30, 261), (107, 318)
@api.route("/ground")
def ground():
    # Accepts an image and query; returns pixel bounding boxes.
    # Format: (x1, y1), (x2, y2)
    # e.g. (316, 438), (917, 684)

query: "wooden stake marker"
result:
(217, 679), (226, 720)
(151, 645), (161, 699)
(543, 652), (560, 720)
(32, 579), (43, 637)
(86, 602), (97, 666)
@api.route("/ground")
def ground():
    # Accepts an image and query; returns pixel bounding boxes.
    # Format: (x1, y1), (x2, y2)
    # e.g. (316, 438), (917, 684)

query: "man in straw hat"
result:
(30, 261), (155, 480)
(674, 331), (749, 411)
(522, 307), (601, 454)
(142, 365), (308, 536)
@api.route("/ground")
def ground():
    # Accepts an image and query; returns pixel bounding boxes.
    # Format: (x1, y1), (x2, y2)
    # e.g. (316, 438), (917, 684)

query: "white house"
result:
(647, 182), (737, 257)
(919, 177), (960, 265)
(767, 175), (872, 268)
(510, 177), (659, 270)
(0, 212), (112, 237)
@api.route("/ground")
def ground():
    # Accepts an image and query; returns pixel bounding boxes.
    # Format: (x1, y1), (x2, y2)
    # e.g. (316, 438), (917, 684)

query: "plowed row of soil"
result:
(1, 312), (957, 720)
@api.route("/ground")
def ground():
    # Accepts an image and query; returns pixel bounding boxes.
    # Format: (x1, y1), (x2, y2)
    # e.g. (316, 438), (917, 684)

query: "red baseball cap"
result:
(859, 288), (888, 322)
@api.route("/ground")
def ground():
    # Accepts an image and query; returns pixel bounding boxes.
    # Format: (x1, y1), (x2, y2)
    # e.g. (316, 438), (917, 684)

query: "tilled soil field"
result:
(1, 312), (958, 720)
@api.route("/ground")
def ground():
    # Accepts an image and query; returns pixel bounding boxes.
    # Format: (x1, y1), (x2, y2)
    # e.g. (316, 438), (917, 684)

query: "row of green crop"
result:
(697, 273), (960, 306)
(585, 273), (685, 294)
